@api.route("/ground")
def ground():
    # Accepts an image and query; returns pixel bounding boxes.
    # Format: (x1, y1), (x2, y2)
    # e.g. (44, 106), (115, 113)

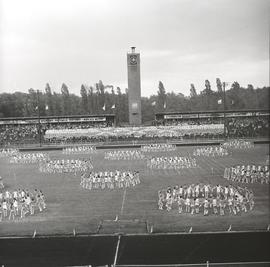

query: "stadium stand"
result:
(0, 110), (269, 146)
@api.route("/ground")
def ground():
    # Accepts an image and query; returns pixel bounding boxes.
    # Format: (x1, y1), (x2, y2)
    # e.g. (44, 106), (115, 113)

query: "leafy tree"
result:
(98, 80), (105, 112)
(157, 81), (166, 111)
(216, 78), (223, 93)
(0, 81), (269, 122)
(45, 83), (54, 115)
(87, 86), (94, 114)
(80, 84), (88, 114)
(247, 84), (254, 91)
(190, 84), (197, 97)
(204, 80), (212, 94)
(61, 83), (71, 115)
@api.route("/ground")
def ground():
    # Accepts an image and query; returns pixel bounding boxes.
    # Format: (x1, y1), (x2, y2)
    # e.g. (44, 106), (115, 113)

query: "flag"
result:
(151, 101), (156, 106)
(111, 104), (115, 109)
(102, 104), (106, 111)
(163, 102), (166, 109)
(218, 99), (222, 104)
(45, 105), (49, 110)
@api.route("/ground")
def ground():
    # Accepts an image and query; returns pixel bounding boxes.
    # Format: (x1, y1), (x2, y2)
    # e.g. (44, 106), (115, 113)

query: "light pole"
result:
(222, 82), (228, 139)
(36, 90), (42, 147)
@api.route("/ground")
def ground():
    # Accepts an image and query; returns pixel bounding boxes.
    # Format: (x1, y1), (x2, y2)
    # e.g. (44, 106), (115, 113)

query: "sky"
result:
(0, 0), (269, 97)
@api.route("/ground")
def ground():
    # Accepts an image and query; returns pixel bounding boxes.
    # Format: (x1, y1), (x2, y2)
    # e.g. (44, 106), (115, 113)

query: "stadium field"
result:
(0, 144), (269, 237)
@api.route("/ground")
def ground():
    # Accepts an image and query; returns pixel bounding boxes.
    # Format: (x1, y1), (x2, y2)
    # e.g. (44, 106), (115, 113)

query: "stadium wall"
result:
(17, 139), (270, 152)
(0, 231), (269, 266)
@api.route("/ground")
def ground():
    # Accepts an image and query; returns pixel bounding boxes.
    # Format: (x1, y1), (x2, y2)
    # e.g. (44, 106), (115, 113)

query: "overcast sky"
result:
(0, 0), (269, 96)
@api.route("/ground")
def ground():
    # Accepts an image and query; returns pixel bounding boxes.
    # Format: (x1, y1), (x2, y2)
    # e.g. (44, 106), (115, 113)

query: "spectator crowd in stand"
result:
(226, 117), (269, 138)
(0, 124), (39, 145)
(0, 115), (269, 146)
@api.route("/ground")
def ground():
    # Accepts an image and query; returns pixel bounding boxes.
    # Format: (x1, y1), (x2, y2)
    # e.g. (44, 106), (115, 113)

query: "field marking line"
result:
(113, 234), (121, 266)
(13, 171), (18, 186)
(120, 188), (127, 216)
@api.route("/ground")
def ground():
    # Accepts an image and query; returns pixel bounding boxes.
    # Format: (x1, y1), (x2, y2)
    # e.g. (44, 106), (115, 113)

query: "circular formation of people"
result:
(10, 152), (49, 164)
(147, 156), (197, 170)
(222, 139), (254, 150)
(62, 145), (97, 155)
(193, 146), (229, 157)
(223, 165), (269, 184)
(0, 188), (46, 221)
(158, 184), (254, 216)
(80, 170), (140, 190)
(141, 143), (176, 152)
(0, 139), (265, 223)
(104, 150), (145, 160)
(39, 159), (93, 174)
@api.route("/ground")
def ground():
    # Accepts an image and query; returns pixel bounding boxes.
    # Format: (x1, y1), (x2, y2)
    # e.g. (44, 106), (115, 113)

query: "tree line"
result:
(0, 79), (269, 125)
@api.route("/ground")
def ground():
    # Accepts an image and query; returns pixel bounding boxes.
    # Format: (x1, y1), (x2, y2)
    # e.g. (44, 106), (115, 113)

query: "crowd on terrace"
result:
(0, 115), (268, 146)
(226, 117), (269, 137)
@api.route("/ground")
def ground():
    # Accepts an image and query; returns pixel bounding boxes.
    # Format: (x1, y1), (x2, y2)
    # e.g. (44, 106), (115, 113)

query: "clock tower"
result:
(127, 47), (142, 125)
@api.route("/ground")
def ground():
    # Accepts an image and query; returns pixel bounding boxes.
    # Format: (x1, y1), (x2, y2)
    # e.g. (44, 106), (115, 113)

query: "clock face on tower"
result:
(130, 55), (137, 65)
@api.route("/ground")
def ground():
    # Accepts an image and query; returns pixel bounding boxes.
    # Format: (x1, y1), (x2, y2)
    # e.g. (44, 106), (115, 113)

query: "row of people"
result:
(44, 124), (224, 143)
(193, 146), (229, 157)
(10, 152), (49, 164)
(147, 156), (197, 170)
(0, 188), (46, 221)
(223, 165), (269, 184)
(0, 148), (19, 157)
(104, 150), (145, 161)
(39, 159), (93, 174)
(80, 170), (140, 190)
(158, 184), (254, 216)
(141, 143), (176, 152)
(222, 139), (254, 150)
(62, 145), (97, 155)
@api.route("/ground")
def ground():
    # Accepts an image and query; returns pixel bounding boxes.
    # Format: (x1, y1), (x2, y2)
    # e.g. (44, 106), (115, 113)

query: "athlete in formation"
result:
(0, 188), (46, 221)
(147, 156), (197, 170)
(141, 143), (176, 152)
(224, 165), (269, 184)
(0, 148), (19, 157)
(39, 159), (93, 174)
(10, 152), (49, 164)
(104, 150), (145, 160)
(62, 145), (97, 155)
(158, 184), (254, 216)
(193, 146), (229, 157)
(80, 170), (140, 190)
(0, 176), (4, 189)
(222, 139), (254, 150)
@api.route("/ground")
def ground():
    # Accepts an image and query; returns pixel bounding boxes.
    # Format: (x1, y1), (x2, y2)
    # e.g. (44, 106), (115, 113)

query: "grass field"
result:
(0, 144), (269, 236)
